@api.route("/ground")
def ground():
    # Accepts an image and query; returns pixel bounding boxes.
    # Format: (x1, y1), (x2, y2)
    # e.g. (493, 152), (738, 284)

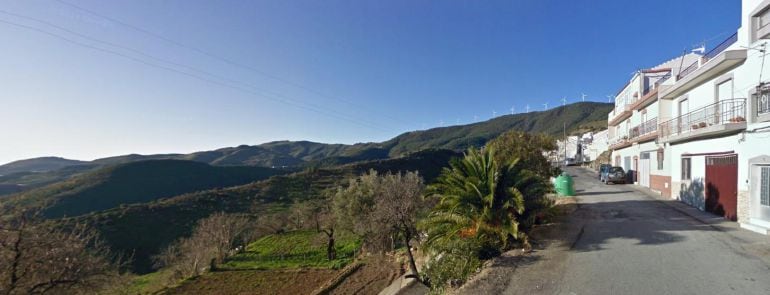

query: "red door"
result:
(705, 154), (738, 221)
(633, 157), (638, 183)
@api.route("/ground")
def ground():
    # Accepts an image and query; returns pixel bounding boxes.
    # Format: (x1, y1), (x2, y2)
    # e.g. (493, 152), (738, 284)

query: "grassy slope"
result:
(222, 230), (361, 270)
(3, 160), (286, 218)
(72, 149), (461, 274)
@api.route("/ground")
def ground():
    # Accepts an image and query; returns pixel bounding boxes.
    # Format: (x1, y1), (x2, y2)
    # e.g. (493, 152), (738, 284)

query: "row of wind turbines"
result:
(429, 93), (618, 129)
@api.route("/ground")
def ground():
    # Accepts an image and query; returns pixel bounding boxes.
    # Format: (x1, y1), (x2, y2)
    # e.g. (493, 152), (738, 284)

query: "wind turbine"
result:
(561, 97), (567, 107)
(525, 104), (530, 113)
(510, 106), (515, 114)
(581, 93), (587, 102)
(543, 102), (549, 110)
(606, 95), (614, 103)
(492, 110), (497, 117)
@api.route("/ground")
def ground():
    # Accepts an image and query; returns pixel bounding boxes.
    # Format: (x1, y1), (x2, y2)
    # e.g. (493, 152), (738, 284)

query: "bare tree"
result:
(333, 170), (426, 277)
(375, 171), (426, 278)
(304, 192), (337, 261)
(154, 212), (249, 281)
(0, 213), (125, 295)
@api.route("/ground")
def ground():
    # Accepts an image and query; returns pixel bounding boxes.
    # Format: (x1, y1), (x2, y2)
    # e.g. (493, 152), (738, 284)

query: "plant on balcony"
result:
(691, 124), (700, 130)
(729, 116), (746, 123)
(698, 122), (707, 128)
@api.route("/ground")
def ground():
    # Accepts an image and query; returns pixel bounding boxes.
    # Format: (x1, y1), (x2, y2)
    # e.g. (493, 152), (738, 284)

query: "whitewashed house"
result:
(604, 0), (770, 234)
(608, 54), (699, 196)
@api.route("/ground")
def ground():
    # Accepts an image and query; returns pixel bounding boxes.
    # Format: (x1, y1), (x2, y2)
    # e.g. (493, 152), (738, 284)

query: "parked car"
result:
(598, 164), (611, 180)
(564, 158), (577, 166)
(601, 166), (626, 184)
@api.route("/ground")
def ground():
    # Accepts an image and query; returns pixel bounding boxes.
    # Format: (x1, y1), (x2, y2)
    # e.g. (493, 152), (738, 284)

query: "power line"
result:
(0, 9), (389, 131)
(0, 17), (391, 132)
(50, 0), (410, 126)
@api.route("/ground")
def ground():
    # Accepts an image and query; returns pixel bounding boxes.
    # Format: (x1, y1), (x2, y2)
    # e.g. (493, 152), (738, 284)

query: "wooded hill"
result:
(0, 102), (611, 195)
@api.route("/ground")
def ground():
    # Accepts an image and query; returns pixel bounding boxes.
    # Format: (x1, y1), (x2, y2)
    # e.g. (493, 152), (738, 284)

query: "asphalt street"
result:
(466, 166), (770, 295)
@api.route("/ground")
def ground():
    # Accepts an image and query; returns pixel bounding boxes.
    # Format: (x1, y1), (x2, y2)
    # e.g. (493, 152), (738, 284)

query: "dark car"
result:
(601, 166), (626, 184)
(598, 164), (611, 180)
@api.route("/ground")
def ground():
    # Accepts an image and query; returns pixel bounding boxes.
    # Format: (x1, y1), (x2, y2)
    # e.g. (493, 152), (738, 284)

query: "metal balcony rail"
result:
(703, 32), (738, 62)
(659, 98), (746, 138)
(676, 33), (738, 81)
(609, 135), (629, 147)
(677, 60), (699, 80)
(643, 72), (672, 95)
(629, 117), (658, 139)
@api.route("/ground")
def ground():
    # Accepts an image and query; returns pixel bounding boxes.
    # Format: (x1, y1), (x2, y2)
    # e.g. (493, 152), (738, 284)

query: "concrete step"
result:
(740, 219), (770, 235)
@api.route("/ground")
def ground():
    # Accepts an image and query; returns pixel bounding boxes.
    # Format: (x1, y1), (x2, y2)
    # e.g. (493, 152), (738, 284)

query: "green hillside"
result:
(5, 160), (286, 218)
(69, 149), (461, 273)
(0, 157), (87, 175)
(382, 102), (612, 155)
(2, 102), (611, 177)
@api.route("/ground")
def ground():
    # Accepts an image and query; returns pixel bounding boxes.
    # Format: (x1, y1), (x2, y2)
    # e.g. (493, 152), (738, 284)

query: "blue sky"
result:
(0, 0), (740, 164)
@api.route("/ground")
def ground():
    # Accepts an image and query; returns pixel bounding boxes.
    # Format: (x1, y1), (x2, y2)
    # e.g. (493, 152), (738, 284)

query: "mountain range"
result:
(0, 102), (611, 183)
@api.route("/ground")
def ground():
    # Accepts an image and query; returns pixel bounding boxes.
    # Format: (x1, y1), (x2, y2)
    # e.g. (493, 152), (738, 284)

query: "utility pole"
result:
(563, 122), (567, 165)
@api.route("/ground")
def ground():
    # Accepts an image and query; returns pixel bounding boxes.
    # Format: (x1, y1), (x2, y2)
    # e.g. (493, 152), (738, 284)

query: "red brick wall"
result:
(650, 175), (672, 198)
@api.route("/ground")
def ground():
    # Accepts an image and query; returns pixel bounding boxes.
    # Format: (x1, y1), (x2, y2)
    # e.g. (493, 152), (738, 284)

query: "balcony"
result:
(609, 135), (631, 150)
(629, 117), (658, 143)
(659, 33), (746, 99)
(608, 104), (632, 126)
(658, 99), (747, 144)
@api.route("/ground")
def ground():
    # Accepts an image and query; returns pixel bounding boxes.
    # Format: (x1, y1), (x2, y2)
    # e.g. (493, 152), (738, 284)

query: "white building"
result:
(608, 54), (700, 197)
(581, 130), (609, 162)
(606, 0), (770, 234)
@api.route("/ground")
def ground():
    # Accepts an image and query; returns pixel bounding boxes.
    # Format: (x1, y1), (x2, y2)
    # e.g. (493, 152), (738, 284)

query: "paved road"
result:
(463, 166), (770, 295)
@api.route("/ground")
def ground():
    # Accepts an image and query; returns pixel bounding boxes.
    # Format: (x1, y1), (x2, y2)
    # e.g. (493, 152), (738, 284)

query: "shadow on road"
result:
(566, 198), (729, 253)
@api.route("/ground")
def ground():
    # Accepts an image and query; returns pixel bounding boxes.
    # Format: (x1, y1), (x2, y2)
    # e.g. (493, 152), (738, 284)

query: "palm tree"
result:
(422, 147), (546, 254)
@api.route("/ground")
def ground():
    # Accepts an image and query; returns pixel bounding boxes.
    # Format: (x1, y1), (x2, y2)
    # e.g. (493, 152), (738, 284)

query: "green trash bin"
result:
(554, 173), (575, 197)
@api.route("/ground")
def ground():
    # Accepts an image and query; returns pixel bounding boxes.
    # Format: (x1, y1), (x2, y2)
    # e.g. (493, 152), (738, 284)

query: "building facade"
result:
(606, 0), (770, 234)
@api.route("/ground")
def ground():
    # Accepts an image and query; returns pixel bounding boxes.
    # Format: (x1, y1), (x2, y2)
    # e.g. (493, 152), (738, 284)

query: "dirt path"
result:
(166, 269), (337, 295)
(328, 255), (402, 295)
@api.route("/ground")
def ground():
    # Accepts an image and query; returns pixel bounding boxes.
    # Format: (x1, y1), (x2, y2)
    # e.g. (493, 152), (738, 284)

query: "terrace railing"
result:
(643, 72), (672, 95)
(629, 117), (658, 139)
(676, 33), (738, 81)
(659, 98), (746, 139)
(677, 60), (699, 81)
(703, 33), (738, 62)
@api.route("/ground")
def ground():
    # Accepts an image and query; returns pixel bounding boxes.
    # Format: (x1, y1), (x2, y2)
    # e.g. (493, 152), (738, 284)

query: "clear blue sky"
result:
(0, 0), (740, 164)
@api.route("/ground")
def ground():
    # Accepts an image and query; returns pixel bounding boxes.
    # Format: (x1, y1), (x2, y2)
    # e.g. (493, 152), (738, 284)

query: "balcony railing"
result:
(677, 60), (699, 81)
(629, 117), (658, 140)
(703, 33), (738, 62)
(608, 135), (630, 149)
(643, 72), (671, 95)
(676, 33), (738, 81)
(659, 98), (746, 139)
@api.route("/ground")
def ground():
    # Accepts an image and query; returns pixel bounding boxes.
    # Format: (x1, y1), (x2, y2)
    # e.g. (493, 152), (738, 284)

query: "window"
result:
(657, 149), (664, 170)
(761, 9), (770, 29)
(682, 158), (691, 180)
(753, 4), (770, 41)
(762, 167), (770, 206)
(758, 85), (770, 116)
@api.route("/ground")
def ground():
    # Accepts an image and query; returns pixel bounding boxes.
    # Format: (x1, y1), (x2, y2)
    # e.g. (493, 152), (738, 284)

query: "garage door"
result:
(705, 154), (738, 221)
(639, 153), (651, 187)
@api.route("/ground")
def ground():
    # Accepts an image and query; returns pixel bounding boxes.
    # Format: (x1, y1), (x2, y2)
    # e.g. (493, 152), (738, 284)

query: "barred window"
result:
(657, 149), (664, 170)
(682, 158), (691, 180)
(758, 87), (770, 116)
(762, 167), (770, 206)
